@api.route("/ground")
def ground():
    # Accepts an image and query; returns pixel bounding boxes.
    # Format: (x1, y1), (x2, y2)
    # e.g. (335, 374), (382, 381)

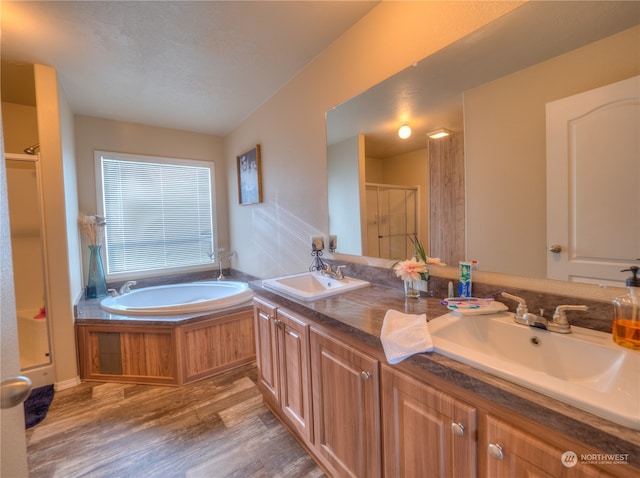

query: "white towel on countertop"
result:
(380, 309), (433, 364)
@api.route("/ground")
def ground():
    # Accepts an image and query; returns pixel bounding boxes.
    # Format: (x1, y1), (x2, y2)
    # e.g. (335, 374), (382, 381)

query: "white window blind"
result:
(96, 151), (215, 278)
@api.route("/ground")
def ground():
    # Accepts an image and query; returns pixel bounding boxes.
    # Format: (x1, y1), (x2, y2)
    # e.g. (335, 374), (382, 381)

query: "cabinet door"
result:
(277, 307), (313, 443)
(381, 365), (477, 478)
(483, 415), (617, 478)
(253, 298), (280, 406)
(310, 328), (381, 478)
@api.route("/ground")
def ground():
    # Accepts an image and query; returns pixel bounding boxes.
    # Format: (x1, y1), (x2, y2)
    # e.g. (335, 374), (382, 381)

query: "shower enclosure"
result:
(365, 183), (419, 260)
(5, 152), (54, 388)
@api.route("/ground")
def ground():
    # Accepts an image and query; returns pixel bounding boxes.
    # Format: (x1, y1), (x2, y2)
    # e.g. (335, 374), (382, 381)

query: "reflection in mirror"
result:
(327, 1), (640, 283)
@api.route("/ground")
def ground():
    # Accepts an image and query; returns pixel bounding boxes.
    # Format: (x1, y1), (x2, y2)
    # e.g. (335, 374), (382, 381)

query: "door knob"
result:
(549, 244), (562, 253)
(1, 376), (33, 409)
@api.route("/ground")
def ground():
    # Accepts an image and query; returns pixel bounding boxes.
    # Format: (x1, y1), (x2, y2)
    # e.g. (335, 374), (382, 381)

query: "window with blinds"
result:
(95, 151), (216, 279)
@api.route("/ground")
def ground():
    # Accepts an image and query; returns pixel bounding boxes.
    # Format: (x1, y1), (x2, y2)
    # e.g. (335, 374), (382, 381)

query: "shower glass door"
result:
(5, 155), (52, 372)
(365, 184), (418, 260)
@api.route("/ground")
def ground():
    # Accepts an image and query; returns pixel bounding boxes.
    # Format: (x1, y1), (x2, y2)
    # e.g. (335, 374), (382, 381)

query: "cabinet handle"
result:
(360, 371), (371, 380)
(488, 443), (504, 460)
(451, 422), (465, 436)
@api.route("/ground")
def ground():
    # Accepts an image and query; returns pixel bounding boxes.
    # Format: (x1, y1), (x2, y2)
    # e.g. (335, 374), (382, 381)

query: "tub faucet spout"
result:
(119, 281), (137, 295)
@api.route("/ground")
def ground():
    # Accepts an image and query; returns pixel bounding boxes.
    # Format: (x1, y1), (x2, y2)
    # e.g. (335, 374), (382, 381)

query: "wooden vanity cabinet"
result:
(381, 364), (477, 478)
(309, 328), (382, 478)
(482, 414), (621, 478)
(254, 296), (638, 478)
(253, 297), (280, 405)
(253, 297), (313, 442)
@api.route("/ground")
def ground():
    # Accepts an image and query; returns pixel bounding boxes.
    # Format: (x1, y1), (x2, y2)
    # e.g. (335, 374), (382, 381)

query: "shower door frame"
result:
(364, 183), (420, 260)
(5, 152), (55, 387)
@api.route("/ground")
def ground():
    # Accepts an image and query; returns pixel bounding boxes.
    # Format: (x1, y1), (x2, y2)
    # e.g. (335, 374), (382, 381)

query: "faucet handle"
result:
(552, 305), (589, 325)
(119, 280), (137, 295)
(501, 292), (530, 325)
(501, 292), (528, 313)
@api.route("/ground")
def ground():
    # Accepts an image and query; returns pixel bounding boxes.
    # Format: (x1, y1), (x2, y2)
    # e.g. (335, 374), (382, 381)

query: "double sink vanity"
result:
(253, 267), (640, 477)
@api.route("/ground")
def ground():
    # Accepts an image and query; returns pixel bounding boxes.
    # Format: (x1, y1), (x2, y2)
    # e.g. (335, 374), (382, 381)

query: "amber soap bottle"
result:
(613, 266), (640, 350)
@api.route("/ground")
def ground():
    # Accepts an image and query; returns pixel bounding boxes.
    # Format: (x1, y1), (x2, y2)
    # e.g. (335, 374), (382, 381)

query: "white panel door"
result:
(1, 151), (30, 476)
(546, 76), (640, 284)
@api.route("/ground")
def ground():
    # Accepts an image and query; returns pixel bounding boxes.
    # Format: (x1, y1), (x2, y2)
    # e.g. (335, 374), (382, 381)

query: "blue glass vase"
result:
(86, 245), (107, 298)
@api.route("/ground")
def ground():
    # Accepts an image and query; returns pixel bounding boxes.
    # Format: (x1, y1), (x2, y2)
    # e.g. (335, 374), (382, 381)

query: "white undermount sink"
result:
(262, 271), (370, 301)
(428, 311), (640, 430)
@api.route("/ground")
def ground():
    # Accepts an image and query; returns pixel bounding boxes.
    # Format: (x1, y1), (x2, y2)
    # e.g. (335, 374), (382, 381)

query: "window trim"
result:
(94, 150), (217, 282)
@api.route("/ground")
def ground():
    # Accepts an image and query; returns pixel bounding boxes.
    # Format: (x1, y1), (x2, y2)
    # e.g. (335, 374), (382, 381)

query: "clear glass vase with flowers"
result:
(393, 236), (445, 298)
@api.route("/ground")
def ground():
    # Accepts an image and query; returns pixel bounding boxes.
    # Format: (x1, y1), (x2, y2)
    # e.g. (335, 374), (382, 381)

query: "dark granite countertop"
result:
(249, 280), (640, 469)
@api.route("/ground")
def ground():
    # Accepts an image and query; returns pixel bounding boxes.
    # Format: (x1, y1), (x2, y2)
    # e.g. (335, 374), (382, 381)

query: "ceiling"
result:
(1, 0), (378, 135)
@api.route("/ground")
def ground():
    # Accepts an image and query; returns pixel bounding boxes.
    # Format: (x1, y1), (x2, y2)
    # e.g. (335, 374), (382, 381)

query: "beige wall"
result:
(33, 64), (79, 388)
(328, 135), (363, 256)
(59, 77), (83, 306)
(73, 116), (228, 279)
(225, 0), (522, 279)
(465, 25), (640, 278)
(1, 102), (38, 154)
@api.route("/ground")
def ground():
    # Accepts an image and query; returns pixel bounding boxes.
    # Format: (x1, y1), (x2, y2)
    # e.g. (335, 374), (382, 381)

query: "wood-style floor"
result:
(26, 363), (326, 478)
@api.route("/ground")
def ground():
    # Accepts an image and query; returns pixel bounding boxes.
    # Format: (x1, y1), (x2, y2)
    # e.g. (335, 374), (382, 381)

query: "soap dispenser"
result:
(613, 266), (640, 350)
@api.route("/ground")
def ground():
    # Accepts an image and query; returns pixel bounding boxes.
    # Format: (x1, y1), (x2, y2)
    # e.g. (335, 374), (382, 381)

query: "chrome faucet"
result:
(501, 292), (588, 333)
(321, 264), (345, 280)
(119, 281), (137, 295)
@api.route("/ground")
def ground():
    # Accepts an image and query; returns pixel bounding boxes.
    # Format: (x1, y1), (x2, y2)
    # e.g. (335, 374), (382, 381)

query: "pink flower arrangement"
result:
(394, 257), (428, 281)
(393, 236), (446, 281)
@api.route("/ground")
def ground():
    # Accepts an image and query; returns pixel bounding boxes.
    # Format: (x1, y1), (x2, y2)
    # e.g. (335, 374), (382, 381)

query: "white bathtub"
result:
(99, 281), (253, 316)
(17, 308), (51, 369)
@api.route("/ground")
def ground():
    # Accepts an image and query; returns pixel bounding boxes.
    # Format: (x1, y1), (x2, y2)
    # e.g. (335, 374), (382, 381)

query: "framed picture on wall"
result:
(236, 145), (263, 205)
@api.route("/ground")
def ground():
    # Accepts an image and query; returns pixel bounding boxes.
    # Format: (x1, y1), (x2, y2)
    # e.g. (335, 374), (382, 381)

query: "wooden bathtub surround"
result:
(76, 307), (256, 386)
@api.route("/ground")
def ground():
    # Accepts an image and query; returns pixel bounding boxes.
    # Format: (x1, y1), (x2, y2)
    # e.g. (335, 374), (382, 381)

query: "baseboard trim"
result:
(55, 376), (81, 391)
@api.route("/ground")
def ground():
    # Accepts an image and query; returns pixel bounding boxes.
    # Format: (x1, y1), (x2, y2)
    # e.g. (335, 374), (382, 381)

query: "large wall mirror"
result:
(327, 1), (639, 284)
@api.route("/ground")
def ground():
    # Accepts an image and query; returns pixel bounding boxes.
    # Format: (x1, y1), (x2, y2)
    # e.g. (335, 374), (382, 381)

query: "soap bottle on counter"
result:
(613, 266), (640, 350)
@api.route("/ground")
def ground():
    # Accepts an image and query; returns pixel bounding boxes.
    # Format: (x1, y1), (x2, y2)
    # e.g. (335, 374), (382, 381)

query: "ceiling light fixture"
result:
(427, 128), (452, 139)
(398, 123), (412, 139)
